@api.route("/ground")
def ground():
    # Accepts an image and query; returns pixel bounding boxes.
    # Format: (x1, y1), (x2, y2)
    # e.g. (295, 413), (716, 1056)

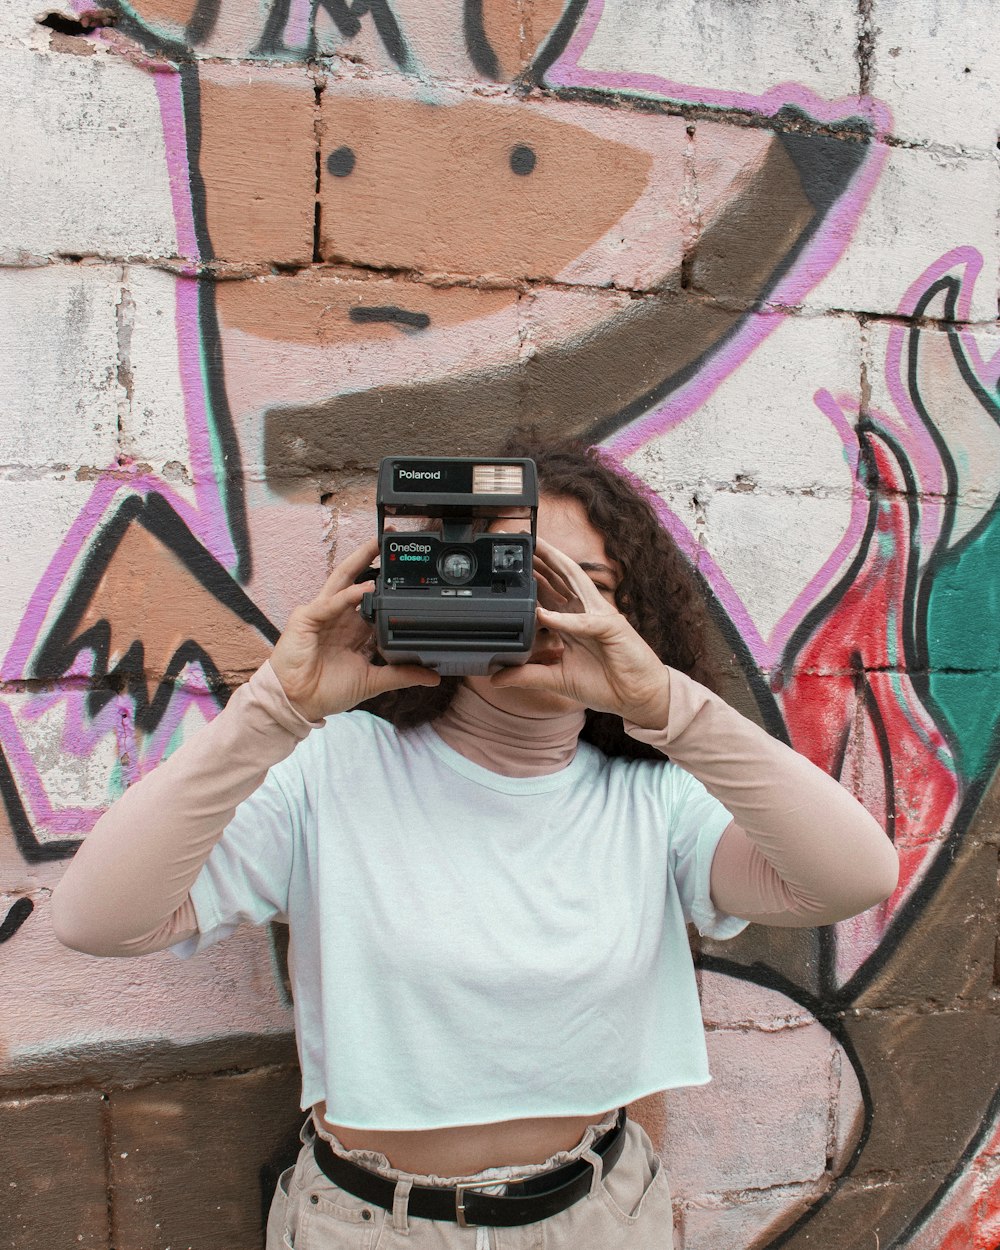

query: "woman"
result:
(51, 438), (899, 1249)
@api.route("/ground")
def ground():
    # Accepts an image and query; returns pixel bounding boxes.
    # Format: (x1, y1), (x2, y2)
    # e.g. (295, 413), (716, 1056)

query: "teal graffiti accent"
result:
(926, 504), (1000, 783)
(165, 721), (187, 762)
(108, 756), (128, 802)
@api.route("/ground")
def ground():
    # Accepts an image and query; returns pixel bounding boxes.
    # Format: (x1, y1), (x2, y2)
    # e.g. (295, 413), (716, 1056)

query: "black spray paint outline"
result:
(31, 492), (278, 735)
(0, 896), (34, 944)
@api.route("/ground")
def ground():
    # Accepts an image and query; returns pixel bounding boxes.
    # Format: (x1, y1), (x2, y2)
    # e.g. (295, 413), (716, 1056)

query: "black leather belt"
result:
(312, 1108), (627, 1228)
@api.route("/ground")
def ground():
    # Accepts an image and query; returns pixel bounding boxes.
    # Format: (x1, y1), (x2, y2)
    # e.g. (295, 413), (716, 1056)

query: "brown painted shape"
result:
(0, 1030), (298, 1098)
(263, 292), (734, 483)
(74, 519), (271, 695)
(479, 0), (569, 79)
(215, 273), (517, 344)
(109, 1067), (302, 1250)
(198, 68), (316, 265)
(127, 0), (198, 27)
(773, 762), (1000, 1249)
(269, 127), (818, 485)
(850, 1011), (1000, 1175)
(0, 1090), (109, 1247)
(318, 96), (651, 277)
(524, 0), (572, 61)
(692, 136), (813, 302)
(480, 0), (528, 80)
(766, 1174), (946, 1250)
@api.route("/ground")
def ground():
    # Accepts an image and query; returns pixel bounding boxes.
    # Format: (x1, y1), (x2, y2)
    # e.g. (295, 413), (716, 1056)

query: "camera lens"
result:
(438, 550), (476, 584)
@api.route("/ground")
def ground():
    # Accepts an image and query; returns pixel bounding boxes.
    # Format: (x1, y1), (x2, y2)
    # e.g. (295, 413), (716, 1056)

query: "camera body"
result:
(360, 457), (538, 676)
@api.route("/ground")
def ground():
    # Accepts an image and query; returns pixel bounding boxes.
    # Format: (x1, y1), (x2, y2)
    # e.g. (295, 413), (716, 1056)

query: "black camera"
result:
(359, 457), (538, 675)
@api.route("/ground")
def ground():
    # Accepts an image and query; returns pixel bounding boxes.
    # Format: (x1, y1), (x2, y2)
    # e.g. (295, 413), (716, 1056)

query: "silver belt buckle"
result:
(454, 1179), (509, 1228)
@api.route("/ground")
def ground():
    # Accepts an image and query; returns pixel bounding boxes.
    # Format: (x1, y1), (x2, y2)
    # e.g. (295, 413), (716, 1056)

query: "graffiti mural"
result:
(2, 1), (998, 1247)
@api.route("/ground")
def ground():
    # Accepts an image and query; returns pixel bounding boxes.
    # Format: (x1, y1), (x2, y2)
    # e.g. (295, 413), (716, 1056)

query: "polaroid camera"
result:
(360, 457), (538, 676)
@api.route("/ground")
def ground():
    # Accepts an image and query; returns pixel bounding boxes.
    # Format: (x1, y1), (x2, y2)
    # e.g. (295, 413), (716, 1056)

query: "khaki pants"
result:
(265, 1113), (675, 1249)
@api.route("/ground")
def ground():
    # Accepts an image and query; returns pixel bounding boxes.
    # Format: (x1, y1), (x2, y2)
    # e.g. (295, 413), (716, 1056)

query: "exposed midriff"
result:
(317, 1104), (608, 1175)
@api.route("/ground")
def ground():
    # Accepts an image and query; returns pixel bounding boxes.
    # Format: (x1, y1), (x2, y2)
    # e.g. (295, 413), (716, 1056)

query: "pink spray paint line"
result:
(55, 24), (237, 569)
(603, 125), (887, 467)
(1, 472), (235, 684)
(890, 245), (1000, 396)
(552, 0), (892, 135)
(595, 120), (886, 671)
(882, 248), (998, 556)
(153, 70), (200, 262)
(558, 0), (889, 511)
(0, 683), (222, 840)
(282, 0), (314, 50)
(607, 389), (869, 672)
(0, 698), (107, 836)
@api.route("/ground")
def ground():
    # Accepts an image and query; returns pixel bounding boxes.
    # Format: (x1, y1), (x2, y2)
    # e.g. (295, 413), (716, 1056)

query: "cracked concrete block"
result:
(809, 143), (999, 320)
(699, 970), (818, 1033)
(696, 488), (862, 658)
(1, 888), (293, 1088)
(625, 310), (863, 498)
(578, 0), (860, 104)
(0, 3), (53, 44)
(108, 1067), (302, 1250)
(0, 264), (120, 469)
(678, 1186), (817, 1250)
(0, 1089), (109, 1250)
(662, 1023), (834, 1193)
(197, 60), (316, 266)
(117, 265), (189, 472)
(872, 0), (1000, 152)
(0, 45), (176, 261)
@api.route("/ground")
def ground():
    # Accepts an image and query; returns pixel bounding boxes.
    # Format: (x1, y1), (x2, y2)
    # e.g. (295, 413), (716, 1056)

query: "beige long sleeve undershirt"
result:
(50, 663), (899, 957)
(625, 667), (899, 926)
(50, 662), (318, 956)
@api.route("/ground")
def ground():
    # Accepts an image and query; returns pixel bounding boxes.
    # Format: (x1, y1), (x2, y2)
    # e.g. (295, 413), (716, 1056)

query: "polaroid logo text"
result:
(398, 469), (442, 480)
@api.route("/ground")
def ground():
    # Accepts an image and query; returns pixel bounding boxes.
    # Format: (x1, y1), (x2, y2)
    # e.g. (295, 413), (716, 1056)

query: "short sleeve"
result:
(173, 762), (301, 958)
(667, 767), (750, 941)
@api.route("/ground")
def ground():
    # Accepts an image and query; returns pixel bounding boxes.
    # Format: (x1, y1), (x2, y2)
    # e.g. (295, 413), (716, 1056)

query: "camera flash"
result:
(473, 464), (524, 494)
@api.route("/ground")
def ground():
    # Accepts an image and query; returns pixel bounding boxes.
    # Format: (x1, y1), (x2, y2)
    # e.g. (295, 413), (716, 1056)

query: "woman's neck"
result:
(431, 682), (585, 777)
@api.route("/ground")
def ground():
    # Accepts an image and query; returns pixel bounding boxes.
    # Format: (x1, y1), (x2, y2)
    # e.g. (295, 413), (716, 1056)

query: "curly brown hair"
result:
(360, 432), (718, 759)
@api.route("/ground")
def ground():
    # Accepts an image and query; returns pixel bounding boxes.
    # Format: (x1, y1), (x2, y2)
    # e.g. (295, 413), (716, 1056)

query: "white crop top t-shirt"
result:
(178, 709), (747, 1130)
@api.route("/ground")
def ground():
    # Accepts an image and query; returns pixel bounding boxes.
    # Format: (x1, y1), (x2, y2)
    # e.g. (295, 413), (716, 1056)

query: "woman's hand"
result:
(489, 537), (671, 729)
(270, 538), (440, 722)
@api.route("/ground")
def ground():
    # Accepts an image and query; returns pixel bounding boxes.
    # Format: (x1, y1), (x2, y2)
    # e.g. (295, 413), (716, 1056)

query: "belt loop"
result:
(582, 1147), (604, 1198)
(391, 1176), (412, 1234)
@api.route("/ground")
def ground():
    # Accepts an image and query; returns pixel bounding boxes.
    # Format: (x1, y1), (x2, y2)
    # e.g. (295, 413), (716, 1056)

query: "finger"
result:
(367, 663), (442, 697)
(300, 578), (373, 628)
(536, 605), (613, 637)
(534, 566), (573, 612)
(315, 537), (381, 604)
(533, 537), (609, 613)
(489, 661), (568, 694)
(533, 558), (578, 609)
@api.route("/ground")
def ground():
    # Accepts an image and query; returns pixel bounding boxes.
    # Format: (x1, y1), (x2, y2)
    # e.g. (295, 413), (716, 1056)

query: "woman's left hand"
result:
(489, 537), (671, 729)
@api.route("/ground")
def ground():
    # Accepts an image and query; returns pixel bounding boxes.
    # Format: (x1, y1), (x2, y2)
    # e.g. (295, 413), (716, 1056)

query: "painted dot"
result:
(327, 146), (356, 177)
(510, 145), (537, 176)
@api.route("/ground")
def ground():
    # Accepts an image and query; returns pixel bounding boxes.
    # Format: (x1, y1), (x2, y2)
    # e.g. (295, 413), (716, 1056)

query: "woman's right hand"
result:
(269, 538), (440, 722)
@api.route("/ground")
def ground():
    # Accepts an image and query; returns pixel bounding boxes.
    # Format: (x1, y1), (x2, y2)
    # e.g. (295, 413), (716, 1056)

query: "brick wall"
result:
(1, 2), (998, 1247)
